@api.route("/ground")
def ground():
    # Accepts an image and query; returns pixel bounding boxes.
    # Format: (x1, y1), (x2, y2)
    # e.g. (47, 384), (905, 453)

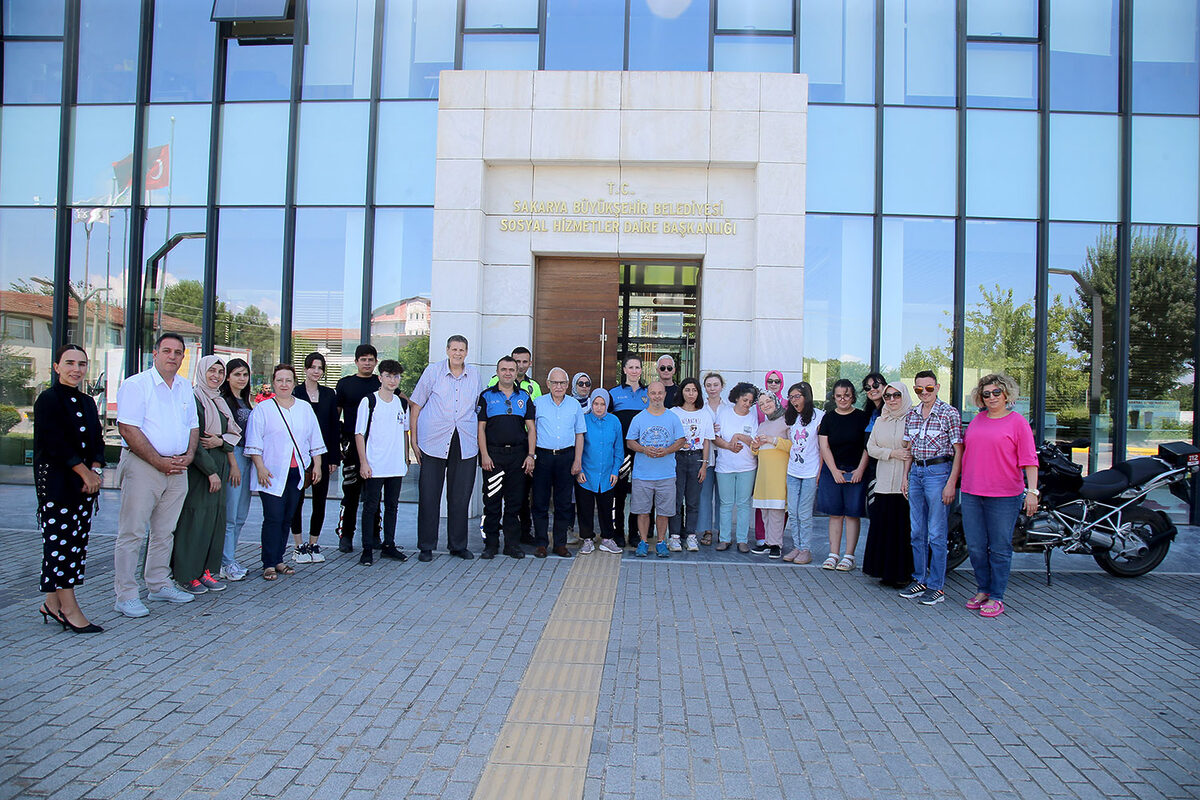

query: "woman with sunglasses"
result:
(960, 374), (1037, 618)
(861, 372), (887, 432)
(571, 372), (592, 407)
(781, 382), (823, 564)
(816, 379), (870, 571)
(863, 382), (915, 587)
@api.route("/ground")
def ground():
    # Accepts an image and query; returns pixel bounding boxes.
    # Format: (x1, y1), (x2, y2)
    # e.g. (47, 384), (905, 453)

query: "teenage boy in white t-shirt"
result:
(355, 359), (409, 566)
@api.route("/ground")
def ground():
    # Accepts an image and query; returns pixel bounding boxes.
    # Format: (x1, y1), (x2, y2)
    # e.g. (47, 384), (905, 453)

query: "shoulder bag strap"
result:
(273, 398), (305, 467)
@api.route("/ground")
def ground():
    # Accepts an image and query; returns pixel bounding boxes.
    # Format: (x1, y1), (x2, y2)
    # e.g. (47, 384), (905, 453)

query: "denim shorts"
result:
(815, 464), (866, 517)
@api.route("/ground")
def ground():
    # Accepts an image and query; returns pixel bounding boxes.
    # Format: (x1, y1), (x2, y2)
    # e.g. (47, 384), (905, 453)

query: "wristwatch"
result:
(92, 467), (103, 476)
(527, 453), (536, 461)
(1025, 487), (1039, 496)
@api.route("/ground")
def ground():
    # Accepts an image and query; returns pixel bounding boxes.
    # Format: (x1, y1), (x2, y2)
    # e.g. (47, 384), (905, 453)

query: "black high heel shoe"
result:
(57, 611), (103, 634)
(39, 604), (64, 626)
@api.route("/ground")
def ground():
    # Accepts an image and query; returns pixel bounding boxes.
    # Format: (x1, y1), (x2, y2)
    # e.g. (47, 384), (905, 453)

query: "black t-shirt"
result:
(817, 408), (870, 470)
(335, 374), (381, 438)
(663, 383), (679, 409)
(476, 385), (535, 447)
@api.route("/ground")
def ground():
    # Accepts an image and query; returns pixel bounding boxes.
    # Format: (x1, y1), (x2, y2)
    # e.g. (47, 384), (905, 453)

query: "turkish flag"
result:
(111, 144), (171, 192)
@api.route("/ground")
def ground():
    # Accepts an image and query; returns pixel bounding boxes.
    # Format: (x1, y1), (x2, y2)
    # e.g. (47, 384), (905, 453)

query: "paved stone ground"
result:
(1, 485), (1198, 800)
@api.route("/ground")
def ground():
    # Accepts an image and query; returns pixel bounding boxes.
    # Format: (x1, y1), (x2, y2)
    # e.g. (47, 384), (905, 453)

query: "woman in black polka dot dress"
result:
(33, 344), (106, 634)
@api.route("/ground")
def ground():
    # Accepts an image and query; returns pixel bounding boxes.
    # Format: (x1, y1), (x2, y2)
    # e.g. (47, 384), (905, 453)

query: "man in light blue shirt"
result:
(626, 381), (686, 558)
(531, 367), (585, 557)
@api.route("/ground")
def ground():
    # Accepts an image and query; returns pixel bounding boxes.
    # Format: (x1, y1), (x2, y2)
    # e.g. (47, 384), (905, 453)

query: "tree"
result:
(396, 336), (429, 396)
(1067, 226), (1197, 401)
(0, 332), (34, 405)
(162, 279), (205, 327)
(217, 305), (279, 383)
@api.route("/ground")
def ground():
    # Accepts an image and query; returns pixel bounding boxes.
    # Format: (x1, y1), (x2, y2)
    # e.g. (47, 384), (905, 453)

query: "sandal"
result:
(980, 599), (1005, 618)
(836, 555), (855, 572)
(700, 532), (713, 547)
(276, 563), (296, 575)
(821, 554), (838, 570)
(965, 593), (989, 610)
(263, 567), (278, 581)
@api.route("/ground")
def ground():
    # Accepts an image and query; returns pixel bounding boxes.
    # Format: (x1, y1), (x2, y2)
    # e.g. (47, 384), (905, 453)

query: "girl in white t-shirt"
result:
(712, 382), (759, 550)
(782, 381), (824, 564)
(668, 378), (714, 552)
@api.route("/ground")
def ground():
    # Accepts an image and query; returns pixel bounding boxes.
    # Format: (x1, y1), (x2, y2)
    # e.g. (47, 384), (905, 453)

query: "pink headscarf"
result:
(758, 370), (784, 422)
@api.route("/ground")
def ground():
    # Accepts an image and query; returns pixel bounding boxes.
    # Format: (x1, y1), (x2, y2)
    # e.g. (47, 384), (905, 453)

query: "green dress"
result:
(171, 396), (232, 583)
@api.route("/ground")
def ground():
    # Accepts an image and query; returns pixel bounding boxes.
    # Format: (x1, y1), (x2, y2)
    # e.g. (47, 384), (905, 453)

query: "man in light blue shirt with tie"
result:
(531, 367), (585, 557)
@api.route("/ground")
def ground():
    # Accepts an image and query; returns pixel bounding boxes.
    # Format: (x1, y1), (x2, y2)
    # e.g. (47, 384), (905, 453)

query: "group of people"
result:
(32, 333), (1038, 633)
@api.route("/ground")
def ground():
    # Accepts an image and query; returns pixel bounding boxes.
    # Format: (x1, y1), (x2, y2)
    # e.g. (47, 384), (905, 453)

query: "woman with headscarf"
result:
(571, 372), (593, 407)
(576, 387), (625, 554)
(172, 355), (241, 595)
(751, 369), (785, 549)
(750, 392), (789, 558)
(862, 381), (914, 586)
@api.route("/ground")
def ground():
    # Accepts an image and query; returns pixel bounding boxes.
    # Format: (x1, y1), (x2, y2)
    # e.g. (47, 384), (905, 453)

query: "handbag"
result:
(274, 399), (315, 489)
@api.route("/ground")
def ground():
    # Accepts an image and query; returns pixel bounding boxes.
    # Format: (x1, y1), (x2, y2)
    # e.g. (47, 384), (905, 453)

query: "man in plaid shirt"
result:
(899, 370), (963, 606)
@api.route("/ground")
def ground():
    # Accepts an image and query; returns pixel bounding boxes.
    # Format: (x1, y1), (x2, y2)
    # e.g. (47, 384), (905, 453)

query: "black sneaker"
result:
(768, 545), (782, 559)
(919, 588), (945, 606)
(899, 582), (927, 599)
(502, 547), (526, 559)
(417, 550), (433, 562)
(338, 538), (353, 554)
(750, 543), (770, 555)
(480, 548), (497, 560)
(359, 550), (373, 566)
(380, 545), (408, 562)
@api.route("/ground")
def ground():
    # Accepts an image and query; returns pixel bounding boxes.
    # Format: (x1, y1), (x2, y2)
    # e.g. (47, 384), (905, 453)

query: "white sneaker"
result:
(667, 536), (683, 552)
(685, 534), (699, 552)
(147, 585), (194, 604)
(598, 538), (622, 554)
(114, 598), (150, 618)
(580, 539), (595, 555)
(308, 544), (325, 563)
(291, 544), (313, 563)
(219, 565), (246, 582)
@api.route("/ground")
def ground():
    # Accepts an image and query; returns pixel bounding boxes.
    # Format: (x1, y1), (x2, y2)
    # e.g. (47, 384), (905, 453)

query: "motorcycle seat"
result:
(1078, 468), (1129, 500)
(1116, 457), (1169, 486)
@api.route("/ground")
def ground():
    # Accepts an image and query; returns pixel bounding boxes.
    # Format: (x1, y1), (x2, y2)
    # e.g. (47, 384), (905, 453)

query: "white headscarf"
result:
(194, 355), (242, 447)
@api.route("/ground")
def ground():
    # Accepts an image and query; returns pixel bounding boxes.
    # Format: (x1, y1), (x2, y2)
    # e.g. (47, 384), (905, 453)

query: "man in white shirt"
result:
(355, 359), (410, 566)
(113, 333), (200, 617)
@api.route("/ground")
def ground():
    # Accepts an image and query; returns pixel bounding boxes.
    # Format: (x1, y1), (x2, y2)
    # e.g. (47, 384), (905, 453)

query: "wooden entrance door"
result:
(534, 257), (620, 391)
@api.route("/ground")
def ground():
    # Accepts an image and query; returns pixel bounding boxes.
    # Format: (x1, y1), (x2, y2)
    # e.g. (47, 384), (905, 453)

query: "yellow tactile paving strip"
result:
(473, 552), (622, 800)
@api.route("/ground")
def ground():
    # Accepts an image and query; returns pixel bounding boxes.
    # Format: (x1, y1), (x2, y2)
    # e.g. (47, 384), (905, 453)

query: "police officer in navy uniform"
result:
(476, 356), (536, 559)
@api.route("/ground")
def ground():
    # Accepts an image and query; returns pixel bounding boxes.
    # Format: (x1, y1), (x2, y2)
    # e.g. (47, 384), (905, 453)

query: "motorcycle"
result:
(947, 440), (1199, 582)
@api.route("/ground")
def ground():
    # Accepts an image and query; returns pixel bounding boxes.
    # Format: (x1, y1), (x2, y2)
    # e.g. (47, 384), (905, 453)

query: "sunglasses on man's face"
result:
(914, 385), (937, 395)
(659, 365), (674, 372)
(980, 388), (1005, 398)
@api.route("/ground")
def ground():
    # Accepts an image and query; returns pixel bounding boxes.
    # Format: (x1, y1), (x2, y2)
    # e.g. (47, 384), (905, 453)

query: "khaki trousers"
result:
(114, 450), (188, 602)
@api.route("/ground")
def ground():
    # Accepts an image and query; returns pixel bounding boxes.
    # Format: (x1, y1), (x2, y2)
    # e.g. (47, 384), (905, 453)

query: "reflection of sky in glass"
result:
(803, 214), (872, 366)
(801, 0), (874, 104)
(144, 105), (211, 207)
(465, 0), (538, 29)
(717, 0), (792, 31)
(292, 207), (365, 338)
(880, 217), (954, 372)
(807, 105), (874, 214)
(144, 206), (207, 295)
(3, 42), (63, 104)
(1049, 114), (1118, 222)
(0, 209), (57, 289)
(628, 0), (709, 71)
(70, 105), (135, 205)
(461, 34), (539, 69)
(225, 40), (292, 102)
(375, 101), (437, 205)
(1132, 116), (1199, 225)
(967, 0), (1037, 38)
(296, 102), (369, 205)
(712, 36), (793, 72)
(303, 0), (375, 100)
(1049, 0), (1118, 112)
(966, 110), (1038, 219)
(216, 208), (284, 323)
(0, 107), (60, 205)
(381, 0), (457, 98)
(884, 0), (955, 106)
(372, 208), (434, 309)
(545, 0), (625, 70)
(964, 220), (1035, 305)
(218, 102), (290, 205)
(76, 0), (139, 103)
(1132, 0), (1200, 114)
(3, 0), (65, 35)
(966, 43), (1037, 109)
(883, 107), (956, 216)
(150, 0), (216, 103)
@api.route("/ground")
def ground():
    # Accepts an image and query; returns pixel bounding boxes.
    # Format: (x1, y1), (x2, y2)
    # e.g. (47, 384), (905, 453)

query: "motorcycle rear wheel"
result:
(1092, 507), (1171, 577)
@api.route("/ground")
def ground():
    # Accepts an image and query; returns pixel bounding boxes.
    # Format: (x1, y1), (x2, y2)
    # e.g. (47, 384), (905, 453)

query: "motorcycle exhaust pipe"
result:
(1086, 531), (1115, 550)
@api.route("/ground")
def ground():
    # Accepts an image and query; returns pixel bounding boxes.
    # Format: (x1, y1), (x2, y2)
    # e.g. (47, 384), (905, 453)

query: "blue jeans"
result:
(223, 445), (253, 568)
(697, 461), (720, 533)
(716, 470), (755, 543)
(960, 492), (1022, 601)
(784, 474), (818, 551)
(908, 461), (953, 590)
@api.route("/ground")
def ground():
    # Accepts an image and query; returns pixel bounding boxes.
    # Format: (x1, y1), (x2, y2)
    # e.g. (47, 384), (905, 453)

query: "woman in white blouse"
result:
(245, 365), (326, 581)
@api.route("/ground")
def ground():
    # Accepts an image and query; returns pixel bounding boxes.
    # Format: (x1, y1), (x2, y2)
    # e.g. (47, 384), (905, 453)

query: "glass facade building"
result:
(0, 0), (1197, 502)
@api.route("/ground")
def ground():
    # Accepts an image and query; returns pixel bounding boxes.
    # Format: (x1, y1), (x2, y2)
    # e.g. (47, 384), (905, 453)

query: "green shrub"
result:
(0, 405), (19, 435)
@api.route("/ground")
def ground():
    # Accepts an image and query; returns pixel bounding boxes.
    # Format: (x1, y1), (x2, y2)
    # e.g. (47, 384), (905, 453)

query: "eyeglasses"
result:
(548, 380), (568, 386)
(658, 365), (674, 372)
(787, 394), (803, 401)
(913, 386), (937, 395)
(883, 391), (902, 400)
(980, 388), (1005, 398)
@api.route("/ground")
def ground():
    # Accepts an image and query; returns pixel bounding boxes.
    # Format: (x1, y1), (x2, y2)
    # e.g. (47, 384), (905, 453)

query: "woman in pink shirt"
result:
(960, 374), (1038, 618)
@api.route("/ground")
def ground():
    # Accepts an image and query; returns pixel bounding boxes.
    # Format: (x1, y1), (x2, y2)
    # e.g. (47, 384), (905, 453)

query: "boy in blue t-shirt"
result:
(625, 381), (687, 558)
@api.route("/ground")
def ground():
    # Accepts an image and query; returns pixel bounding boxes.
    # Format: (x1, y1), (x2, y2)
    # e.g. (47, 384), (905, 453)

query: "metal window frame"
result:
(359, 0), (387, 344)
(277, 0), (307, 365)
(49, 0), (79, 355)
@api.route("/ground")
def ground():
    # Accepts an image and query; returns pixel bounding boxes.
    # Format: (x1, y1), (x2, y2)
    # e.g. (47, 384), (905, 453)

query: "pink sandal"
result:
(980, 599), (1005, 617)
(965, 594), (989, 610)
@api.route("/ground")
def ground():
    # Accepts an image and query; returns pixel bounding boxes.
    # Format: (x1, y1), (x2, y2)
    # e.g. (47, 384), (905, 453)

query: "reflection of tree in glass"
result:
(396, 336), (429, 396)
(0, 331), (34, 404)
(162, 279), (280, 384)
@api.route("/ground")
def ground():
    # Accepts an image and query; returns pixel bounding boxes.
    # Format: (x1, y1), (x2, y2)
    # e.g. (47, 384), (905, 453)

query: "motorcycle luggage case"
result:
(1157, 441), (1200, 470)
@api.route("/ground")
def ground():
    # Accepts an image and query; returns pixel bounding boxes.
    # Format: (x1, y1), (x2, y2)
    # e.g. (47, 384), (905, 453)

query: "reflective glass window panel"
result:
(292, 208), (365, 381)
(141, 206), (207, 369)
(215, 208), (284, 385)
(628, 0), (710, 71)
(0, 208), (57, 409)
(803, 214), (874, 401)
(143, 105), (211, 207)
(217, 102), (289, 205)
(801, 0), (874, 104)
(224, 39), (293, 101)
(713, 35), (793, 72)
(1126, 226), (1196, 499)
(967, 0), (1037, 38)
(371, 207), (434, 360)
(883, 0), (956, 106)
(211, 0), (290, 20)
(2, 0), (65, 35)
(381, 0), (456, 98)
(375, 101), (437, 205)
(1049, 113), (1118, 222)
(1049, 0), (1118, 112)
(0, 107), (60, 205)
(461, 34), (539, 70)
(464, 0), (537, 29)
(1132, 116), (1199, 225)
(882, 107), (956, 216)
(150, 0), (217, 102)
(1132, 0), (1200, 114)
(296, 101), (369, 205)
(962, 220), (1037, 424)
(1047, 222), (1116, 472)
(966, 42), (1037, 109)
(717, 0), (792, 32)
(966, 110), (1038, 219)
(807, 105), (874, 214)
(68, 206), (131, 402)
(303, 0), (375, 100)
(545, 0), (625, 70)
(75, 0), (140, 103)
(3, 41), (63, 104)
(69, 105), (135, 206)
(880, 216), (955, 398)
